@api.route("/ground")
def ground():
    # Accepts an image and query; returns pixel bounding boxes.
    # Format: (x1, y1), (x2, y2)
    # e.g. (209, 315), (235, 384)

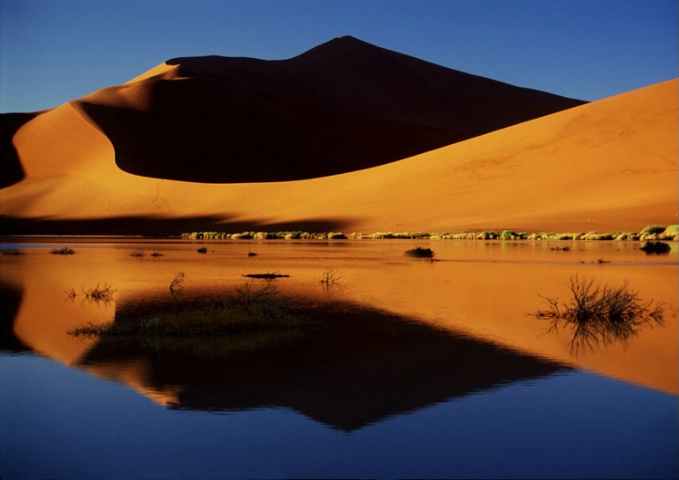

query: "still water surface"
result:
(1, 238), (677, 479)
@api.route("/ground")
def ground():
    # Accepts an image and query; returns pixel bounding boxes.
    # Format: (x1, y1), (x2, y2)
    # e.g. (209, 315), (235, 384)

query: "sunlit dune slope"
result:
(0, 79), (676, 235)
(2, 36), (584, 185)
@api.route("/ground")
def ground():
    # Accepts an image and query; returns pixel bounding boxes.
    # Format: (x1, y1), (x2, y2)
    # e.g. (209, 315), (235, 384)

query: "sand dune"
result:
(2, 36), (584, 186)
(0, 39), (676, 235)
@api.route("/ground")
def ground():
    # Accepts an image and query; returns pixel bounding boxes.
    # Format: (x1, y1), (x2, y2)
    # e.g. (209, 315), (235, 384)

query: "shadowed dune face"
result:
(74, 35), (584, 183)
(0, 113), (36, 188)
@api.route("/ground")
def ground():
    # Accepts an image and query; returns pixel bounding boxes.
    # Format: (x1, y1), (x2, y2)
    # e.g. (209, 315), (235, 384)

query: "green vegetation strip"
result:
(181, 225), (678, 241)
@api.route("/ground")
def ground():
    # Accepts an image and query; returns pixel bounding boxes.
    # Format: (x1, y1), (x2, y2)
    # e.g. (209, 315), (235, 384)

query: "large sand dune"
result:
(2, 36), (585, 186)
(0, 43), (676, 234)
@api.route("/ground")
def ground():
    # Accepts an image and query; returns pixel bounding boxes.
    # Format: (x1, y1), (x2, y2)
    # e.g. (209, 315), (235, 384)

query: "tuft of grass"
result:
(533, 275), (664, 354)
(640, 241), (671, 254)
(197, 247), (208, 254)
(69, 281), (320, 357)
(1, 248), (24, 256)
(404, 247), (435, 259)
(82, 283), (117, 303)
(129, 250), (145, 257)
(150, 251), (164, 257)
(50, 247), (75, 255)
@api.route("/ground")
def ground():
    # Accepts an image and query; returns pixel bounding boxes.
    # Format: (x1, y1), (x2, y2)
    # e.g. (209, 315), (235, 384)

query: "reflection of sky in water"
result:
(1, 354), (676, 480)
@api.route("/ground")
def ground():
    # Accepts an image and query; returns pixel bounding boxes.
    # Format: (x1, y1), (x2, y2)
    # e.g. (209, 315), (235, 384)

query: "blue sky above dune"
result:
(1, 0), (677, 113)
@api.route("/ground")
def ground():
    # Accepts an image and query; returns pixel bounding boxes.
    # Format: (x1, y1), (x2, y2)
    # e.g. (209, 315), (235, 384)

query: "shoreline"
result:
(1, 225), (677, 244)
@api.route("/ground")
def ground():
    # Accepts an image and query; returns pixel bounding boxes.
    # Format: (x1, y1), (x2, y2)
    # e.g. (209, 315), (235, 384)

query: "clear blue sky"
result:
(1, 0), (677, 113)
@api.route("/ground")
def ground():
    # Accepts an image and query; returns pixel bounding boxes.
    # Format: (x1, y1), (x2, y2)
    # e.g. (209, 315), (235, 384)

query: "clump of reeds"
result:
(404, 247), (435, 259)
(50, 247), (75, 255)
(129, 250), (145, 257)
(533, 275), (665, 353)
(83, 283), (117, 302)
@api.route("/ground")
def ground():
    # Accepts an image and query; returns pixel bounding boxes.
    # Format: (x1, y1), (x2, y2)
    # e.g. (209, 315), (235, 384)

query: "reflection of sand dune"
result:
(77, 301), (569, 431)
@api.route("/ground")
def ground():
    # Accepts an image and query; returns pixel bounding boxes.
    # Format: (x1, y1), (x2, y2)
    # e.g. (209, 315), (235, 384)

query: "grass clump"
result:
(404, 247), (435, 259)
(640, 225), (666, 236)
(197, 247), (208, 254)
(129, 250), (145, 257)
(1, 249), (24, 256)
(69, 282), (320, 357)
(533, 275), (664, 353)
(50, 247), (75, 255)
(83, 283), (117, 302)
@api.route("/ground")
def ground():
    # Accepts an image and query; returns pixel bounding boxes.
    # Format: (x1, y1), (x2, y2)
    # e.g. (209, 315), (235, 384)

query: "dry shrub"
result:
(533, 275), (664, 353)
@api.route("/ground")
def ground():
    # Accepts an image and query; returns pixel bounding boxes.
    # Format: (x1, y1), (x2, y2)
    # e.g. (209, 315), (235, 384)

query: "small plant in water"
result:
(150, 251), (164, 257)
(169, 272), (185, 293)
(404, 247), (435, 259)
(197, 247), (208, 254)
(82, 283), (117, 303)
(320, 268), (344, 288)
(129, 250), (145, 257)
(50, 247), (75, 255)
(2, 248), (24, 256)
(533, 275), (664, 354)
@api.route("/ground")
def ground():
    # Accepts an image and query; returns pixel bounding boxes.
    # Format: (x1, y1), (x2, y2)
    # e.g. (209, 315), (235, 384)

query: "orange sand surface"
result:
(1, 78), (675, 235)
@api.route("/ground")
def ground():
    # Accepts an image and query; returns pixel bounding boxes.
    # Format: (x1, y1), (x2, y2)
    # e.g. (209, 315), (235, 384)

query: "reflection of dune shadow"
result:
(79, 298), (570, 431)
(0, 279), (31, 353)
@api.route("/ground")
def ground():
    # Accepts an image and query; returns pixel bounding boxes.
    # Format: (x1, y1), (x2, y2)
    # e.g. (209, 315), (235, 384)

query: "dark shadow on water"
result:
(0, 215), (348, 236)
(0, 280), (32, 354)
(76, 293), (571, 431)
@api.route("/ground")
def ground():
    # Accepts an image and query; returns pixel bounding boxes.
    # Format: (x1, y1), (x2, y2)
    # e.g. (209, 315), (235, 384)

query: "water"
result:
(1, 238), (677, 479)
